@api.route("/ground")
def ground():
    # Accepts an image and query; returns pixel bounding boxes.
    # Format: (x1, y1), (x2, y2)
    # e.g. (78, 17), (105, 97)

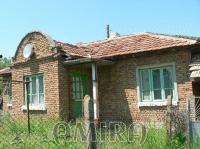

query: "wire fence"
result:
(187, 96), (200, 144)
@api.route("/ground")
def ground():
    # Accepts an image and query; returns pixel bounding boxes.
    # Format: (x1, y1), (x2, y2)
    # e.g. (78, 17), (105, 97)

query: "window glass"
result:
(152, 69), (162, 100)
(32, 77), (36, 94)
(80, 82), (84, 99)
(139, 66), (175, 102)
(72, 76), (75, 82)
(31, 94), (37, 105)
(26, 78), (31, 94)
(152, 69), (161, 89)
(39, 94), (44, 104)
(141, 70), (150, 90)
(165, 89), (173, 99)
(140, 70), (151, 101)
(163, 68), (172, 88)
(39, 76), (44, 93)
(76, 81), (80, 92)
(143, 91), (150, 100)
(154, 90), (162, 100)
(76, 92), (81, 99)
(72, 74), (87, 101)
(25, 74), (44, 106)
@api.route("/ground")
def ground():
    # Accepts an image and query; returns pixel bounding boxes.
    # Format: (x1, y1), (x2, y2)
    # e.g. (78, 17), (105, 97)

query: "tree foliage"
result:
(0, 57), (11, 69)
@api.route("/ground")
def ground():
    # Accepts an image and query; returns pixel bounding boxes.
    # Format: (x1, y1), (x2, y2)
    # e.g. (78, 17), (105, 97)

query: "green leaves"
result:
(0, 57), (11, 69)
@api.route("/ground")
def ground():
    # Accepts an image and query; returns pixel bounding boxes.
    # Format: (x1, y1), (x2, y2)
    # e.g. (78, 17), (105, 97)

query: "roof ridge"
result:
(76, 32), (150, 47)
(54, 40), (78, 48)
(146, 32), (198, 43)
(77, 32), (199, 47)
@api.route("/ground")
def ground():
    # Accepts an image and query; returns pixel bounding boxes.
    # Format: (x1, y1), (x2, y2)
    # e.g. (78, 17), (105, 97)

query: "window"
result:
(72, 75), (82, 100)
(138, 65), (177, 103)
(72, 74), (88, 101)
(24, 74), (44, 109)
(3, 80), (12, 106)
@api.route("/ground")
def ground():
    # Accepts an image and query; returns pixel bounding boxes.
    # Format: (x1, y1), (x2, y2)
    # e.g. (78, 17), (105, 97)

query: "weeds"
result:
(0, 115), (199, 149)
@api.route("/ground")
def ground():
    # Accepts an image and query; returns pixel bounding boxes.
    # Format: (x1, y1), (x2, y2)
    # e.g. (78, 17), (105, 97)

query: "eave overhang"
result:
(63, 58), (113, 66)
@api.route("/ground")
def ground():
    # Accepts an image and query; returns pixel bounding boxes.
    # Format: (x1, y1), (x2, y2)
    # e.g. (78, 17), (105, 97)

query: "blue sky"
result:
(0, 0), (200, 57)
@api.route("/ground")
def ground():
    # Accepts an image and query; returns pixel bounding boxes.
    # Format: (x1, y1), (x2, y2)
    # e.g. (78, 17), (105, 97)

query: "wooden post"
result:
(166, 95), (172, 141)
(84, 95), (97, 149)
(186, 97), (191, 145)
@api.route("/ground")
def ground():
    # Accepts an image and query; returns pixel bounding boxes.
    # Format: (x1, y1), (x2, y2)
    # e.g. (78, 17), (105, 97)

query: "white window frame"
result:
(136, 63), (178, 107)
(22, 73), (46, 111)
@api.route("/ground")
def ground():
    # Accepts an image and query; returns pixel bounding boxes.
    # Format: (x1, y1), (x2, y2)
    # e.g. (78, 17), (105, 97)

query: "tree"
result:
(0, 57), (11, 69)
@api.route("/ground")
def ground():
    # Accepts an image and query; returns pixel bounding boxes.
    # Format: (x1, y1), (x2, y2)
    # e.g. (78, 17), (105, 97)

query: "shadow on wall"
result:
(98, 64), (133, 123)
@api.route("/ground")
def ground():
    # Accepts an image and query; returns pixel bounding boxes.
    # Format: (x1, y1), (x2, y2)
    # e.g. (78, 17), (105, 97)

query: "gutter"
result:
(63, 57), (113, 66)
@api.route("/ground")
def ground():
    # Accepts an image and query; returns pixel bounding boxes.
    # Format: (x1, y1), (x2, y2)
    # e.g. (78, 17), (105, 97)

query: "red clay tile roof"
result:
(54, 41), (91, 57)
(55, 32), (199, 59)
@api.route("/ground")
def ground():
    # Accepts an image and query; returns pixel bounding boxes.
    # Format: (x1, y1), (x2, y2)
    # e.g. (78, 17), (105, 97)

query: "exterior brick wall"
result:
(4, 32), (62, 119)
(58, 60), (69, 120)
(10, 58), (60, 119)
(98, 49), (193, 123)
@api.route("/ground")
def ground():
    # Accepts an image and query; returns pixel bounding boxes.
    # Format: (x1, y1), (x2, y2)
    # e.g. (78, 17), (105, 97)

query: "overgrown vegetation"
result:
(0, 114), (199, 149)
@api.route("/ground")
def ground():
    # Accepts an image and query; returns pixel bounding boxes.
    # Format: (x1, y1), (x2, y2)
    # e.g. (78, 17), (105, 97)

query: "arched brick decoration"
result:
(13, 31), (56, 63)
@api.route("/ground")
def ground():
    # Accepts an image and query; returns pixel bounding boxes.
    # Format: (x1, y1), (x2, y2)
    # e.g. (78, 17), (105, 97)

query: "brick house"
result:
(1, 31), (200, 122)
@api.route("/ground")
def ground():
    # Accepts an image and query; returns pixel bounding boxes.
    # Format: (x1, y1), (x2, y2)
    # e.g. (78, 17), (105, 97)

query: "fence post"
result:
(26, 81), (31, 135)
(166, 95), (172, 142)
(84, 95), (97, 149)
(186, 97), (191, 145)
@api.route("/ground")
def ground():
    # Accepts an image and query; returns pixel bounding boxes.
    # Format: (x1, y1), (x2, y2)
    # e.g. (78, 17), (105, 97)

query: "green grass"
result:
(0, 114), (200, 149)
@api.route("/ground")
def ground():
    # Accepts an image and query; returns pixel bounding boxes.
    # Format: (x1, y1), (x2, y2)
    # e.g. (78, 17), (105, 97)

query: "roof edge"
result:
(0, 67), (11, 75)
(63, 57), (113, 66)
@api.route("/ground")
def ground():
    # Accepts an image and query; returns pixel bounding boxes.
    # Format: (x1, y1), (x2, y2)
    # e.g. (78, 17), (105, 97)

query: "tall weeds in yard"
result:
(0, 114), (85, 149)
(0, 114), (200, 149)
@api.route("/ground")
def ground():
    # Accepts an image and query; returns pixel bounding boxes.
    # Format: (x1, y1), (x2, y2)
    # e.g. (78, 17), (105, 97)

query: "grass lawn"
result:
(0, 114), (200, 149)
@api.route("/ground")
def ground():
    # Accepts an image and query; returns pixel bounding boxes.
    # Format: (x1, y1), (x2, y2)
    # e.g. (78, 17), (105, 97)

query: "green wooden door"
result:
(71, 73), (88, 118)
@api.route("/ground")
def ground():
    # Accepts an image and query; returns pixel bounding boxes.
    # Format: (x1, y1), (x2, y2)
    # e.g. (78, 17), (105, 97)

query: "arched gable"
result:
(13, 31), (56, 62)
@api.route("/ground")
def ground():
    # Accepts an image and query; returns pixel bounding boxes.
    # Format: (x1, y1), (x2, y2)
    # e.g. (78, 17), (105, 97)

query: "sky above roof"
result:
(0, 0), (200, 57)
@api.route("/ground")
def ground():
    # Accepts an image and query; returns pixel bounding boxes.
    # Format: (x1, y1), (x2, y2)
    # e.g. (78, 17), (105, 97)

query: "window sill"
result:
(138, 101), (178, 107)
(21, 105), (46, 111)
